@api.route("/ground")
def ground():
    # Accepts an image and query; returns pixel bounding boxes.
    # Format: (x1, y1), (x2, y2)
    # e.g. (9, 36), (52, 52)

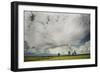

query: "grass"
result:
(24, 54), (90, 62)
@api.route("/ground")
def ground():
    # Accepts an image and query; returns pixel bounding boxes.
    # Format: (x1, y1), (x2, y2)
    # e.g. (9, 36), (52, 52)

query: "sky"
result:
(24, 11), (90, 56)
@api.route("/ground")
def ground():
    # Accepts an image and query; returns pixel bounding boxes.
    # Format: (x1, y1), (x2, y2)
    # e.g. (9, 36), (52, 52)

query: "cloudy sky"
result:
(24, 11), (90, 56)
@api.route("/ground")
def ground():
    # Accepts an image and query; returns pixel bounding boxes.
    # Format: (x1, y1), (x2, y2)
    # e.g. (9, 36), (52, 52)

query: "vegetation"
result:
(24, 54), (90, 62)
(58, 53), (60, 56)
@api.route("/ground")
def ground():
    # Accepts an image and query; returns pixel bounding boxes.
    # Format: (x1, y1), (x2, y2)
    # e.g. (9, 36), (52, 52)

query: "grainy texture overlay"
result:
(24, 11), (90, 62)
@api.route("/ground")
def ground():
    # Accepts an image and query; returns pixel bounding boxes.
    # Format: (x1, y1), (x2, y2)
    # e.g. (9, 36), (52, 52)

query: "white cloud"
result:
(78, 41), (90, 54)
(24, 11), (90, 56)
(24, 41), (90, 56)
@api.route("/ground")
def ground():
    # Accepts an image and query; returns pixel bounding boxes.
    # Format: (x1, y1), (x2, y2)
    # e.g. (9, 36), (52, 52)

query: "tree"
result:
(58, 53), (60, 56)
(68, 51), (71, 55)
(72, 50), (77, 55)
(74, 50), (77, 55)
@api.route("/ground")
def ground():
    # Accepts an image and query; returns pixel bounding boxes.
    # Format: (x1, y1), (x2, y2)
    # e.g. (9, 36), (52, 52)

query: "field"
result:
(24, 54), (90, 62)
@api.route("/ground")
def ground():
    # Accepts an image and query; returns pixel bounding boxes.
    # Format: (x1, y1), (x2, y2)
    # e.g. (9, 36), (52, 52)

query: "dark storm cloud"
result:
(80, 32), (90, 44)
(24, 11), (90, 55)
